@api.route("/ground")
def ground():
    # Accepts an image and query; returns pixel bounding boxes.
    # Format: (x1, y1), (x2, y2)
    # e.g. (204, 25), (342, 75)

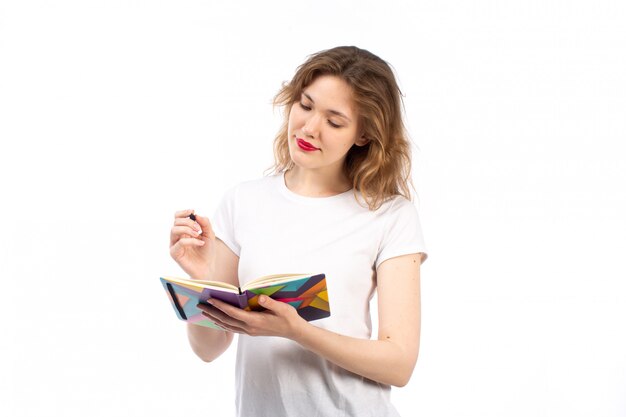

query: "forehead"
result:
(302, 75), (356, 115)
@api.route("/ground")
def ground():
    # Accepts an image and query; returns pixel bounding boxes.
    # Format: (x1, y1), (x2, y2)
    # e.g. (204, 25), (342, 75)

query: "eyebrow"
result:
(302, 92), (352, 123)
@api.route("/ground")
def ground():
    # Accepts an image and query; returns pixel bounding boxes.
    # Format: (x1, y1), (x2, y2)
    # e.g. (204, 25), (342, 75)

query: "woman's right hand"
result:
(169, 209), (217, 280)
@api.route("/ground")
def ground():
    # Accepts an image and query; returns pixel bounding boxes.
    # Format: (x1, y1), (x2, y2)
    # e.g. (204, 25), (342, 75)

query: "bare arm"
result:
(292, 253), (421, 386)
(169, 209), (240, 362)
(201, 252), (422, 386)
(186, 237), (240, 362)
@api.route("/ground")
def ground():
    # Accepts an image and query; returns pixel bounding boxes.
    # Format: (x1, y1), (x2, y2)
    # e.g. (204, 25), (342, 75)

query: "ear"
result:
(355, 135), (369, 147)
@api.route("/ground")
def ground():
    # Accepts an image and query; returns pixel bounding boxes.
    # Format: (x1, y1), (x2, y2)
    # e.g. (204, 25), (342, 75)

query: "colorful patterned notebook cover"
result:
(160, 273), (330, 329)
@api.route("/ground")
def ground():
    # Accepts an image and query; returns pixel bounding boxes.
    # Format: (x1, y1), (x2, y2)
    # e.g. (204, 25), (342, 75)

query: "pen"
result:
(189, 212), (196, 221)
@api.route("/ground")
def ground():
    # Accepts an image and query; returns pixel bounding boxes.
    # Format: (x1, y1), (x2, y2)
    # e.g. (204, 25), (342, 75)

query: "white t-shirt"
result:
(211, 171), (428, 417)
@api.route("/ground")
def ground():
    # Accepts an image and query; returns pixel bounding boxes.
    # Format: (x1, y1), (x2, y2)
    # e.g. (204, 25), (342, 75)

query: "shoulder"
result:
(376, 196), (421, 238)
(376, 194), (417, 218)
(346, 194), (418, 226)
(373, 194), (428, 268)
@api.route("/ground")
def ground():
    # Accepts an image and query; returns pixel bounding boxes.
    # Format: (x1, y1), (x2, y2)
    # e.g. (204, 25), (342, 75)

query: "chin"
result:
(290, 154), (320, 171)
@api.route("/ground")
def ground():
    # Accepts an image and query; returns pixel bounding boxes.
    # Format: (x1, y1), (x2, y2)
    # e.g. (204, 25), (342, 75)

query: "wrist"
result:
(189, 264), (214, 281)
(289, 316), (310, 344)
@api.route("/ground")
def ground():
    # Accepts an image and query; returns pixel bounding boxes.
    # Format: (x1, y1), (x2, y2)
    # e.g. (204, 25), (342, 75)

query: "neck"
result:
(284, 166), (352, 197)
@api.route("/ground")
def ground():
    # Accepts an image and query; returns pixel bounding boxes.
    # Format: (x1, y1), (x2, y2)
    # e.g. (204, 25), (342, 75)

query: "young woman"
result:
(169, 46), (428, 417)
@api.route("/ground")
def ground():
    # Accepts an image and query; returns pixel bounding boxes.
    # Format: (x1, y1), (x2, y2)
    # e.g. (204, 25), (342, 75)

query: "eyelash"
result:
(299, 103), (341, 128)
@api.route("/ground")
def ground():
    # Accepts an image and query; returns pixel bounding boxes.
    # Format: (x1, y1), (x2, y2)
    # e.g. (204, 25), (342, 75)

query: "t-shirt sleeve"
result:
(211, 185), (241, 257)
(375, 197), (428, 270)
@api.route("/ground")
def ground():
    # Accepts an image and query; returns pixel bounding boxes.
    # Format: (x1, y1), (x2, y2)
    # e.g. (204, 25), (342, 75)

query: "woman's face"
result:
(287, 75), (366, 174)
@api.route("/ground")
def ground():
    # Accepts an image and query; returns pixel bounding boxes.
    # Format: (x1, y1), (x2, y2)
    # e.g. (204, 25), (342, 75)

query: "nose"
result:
(302, 112), (321, 138)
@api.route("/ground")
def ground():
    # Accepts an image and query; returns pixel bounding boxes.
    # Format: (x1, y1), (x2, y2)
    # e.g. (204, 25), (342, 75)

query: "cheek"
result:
(338, 131), (358, 148)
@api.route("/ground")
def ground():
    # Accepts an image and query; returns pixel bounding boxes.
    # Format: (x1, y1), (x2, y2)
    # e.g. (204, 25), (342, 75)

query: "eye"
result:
(299, 102), (342, 128)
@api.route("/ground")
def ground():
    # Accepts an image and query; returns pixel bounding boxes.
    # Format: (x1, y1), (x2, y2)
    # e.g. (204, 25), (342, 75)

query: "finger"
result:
(177, 237), (206, 246)
(199, 304), (247, 330)
(256, 295), (290, 314)
(170, 225), (204, 247)
(174, 209), (195, 219)
(171, 237), (206, 252)
(173, 215), (212, 240)
(200, 302), (247, 325)
(197, 307), (241, 333)
(206, 298), (250, 322)
(210, 318), (244, 334)
(174, 217), (202, 232)
(171, 225), (202, 238)
(193, 215), (215, 239)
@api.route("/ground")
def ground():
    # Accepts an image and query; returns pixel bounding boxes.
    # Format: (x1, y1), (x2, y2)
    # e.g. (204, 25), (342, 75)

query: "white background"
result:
(1, 1), (625, 416)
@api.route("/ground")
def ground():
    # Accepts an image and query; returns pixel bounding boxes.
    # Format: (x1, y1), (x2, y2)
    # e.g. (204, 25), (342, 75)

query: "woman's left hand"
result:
(197, 295), (306, 339)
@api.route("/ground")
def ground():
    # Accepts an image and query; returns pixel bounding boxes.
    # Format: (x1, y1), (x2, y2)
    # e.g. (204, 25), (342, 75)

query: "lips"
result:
(297, 138), (319, 151)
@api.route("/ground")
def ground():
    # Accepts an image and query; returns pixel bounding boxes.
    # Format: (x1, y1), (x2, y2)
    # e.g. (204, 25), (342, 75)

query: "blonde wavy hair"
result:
(265, 46), (415, 211)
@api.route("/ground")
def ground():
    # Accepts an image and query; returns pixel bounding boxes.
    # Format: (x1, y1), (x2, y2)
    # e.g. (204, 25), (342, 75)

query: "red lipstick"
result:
(297, 138), (319, 151)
